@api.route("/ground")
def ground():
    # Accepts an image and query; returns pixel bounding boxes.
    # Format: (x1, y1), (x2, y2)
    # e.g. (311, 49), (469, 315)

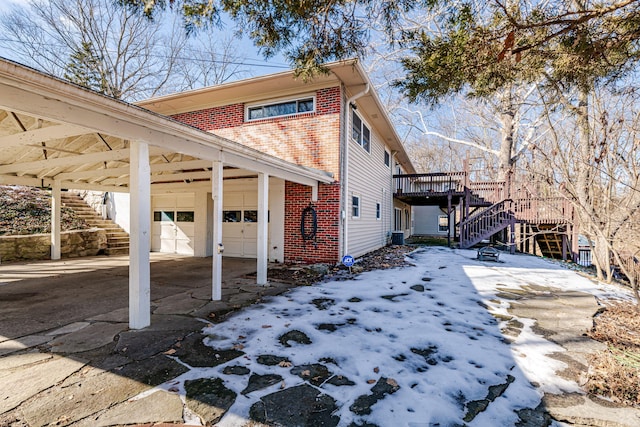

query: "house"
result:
(126, 59), (416, 264)
(0, 58), (415, 328)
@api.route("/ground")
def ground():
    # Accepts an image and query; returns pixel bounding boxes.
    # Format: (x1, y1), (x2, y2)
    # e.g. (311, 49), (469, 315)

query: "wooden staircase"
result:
(459, 200), (515, 249)
(61, 192), (129, 255)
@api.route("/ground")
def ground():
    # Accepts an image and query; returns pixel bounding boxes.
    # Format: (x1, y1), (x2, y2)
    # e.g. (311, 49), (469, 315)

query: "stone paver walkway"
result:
(1, 250), (640, 426)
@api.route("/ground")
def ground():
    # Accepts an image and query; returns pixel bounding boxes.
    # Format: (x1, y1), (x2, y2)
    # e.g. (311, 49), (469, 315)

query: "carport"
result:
(0, 58), (332, 329)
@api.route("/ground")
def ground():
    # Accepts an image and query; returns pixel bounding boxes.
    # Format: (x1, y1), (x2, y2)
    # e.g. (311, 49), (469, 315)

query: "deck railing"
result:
(512, 197), (573, 224)
(468, 181), (506, 204)
(393, 172), (466, 195)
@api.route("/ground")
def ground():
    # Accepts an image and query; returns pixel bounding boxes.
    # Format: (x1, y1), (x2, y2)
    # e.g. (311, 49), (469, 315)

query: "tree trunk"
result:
(498, 90), (516, 181)
(498, 89), (516, 196)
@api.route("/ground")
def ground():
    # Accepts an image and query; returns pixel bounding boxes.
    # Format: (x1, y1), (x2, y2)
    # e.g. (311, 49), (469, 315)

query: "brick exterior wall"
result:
(284, 181), (341, 263)
(172, 104), (244, 130)
(171, 85), (344, 264)
(172, 86), (342, 179)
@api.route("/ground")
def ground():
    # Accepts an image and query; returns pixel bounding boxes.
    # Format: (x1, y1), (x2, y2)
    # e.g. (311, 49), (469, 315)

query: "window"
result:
(352, 195), (360, 218)
(405, 209), (410, 230)
(438, 215), (449, 232)
(376, 202), (381, 220)
(244, 210), (258, 222)
(384, 150), (390, 167)
(247, 97), (314, 121)
(154, 211), (174, 222)
(223, 210), (241, 222)
(176, 211), (194, 222)
(351, 109), (370, 152)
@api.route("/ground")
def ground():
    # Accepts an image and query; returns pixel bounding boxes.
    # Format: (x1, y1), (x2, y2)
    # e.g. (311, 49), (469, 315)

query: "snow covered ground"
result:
(149, 246), (633, 426)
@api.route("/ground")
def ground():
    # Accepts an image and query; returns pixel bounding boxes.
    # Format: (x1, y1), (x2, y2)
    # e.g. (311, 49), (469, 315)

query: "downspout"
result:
(341, 83), (370, 258)
(390, 150), (398, 237)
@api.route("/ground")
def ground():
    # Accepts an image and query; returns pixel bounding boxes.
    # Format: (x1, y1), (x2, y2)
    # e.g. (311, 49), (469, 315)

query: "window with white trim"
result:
(438, 215), (449, 232)
(376, 202), (381, 220)
(351, 109), (370, 152)
(384, 150), (390, 167)
(352, 195), (360, 218)
(247, 96), (314, 121)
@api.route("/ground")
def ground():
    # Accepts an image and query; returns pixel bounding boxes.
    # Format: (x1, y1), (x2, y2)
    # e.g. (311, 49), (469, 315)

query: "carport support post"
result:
(212, 159), (223, 300)
(50, 180), (61, 260)
(129, 140), (151, 329)
(257, 172), (269, 285)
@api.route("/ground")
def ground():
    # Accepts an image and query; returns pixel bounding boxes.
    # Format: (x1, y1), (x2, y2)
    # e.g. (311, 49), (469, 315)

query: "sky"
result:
(130, 247), (631, 426)
(0, 0), (291, 78)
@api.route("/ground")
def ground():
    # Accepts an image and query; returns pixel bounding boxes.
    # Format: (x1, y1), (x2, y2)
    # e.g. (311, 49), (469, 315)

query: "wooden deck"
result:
(393, 173), (573, 225)
(394, 170), (575, 255)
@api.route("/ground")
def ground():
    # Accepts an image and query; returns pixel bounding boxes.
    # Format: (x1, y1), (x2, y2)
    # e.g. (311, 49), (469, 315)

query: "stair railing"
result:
(459, 199), (514, 249)
(468, 180), (506, 205)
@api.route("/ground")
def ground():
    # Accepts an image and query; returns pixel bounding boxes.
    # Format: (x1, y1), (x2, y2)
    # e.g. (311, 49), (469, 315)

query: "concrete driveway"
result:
(0, 254), (295, 426)
(0, 254), (260, 339)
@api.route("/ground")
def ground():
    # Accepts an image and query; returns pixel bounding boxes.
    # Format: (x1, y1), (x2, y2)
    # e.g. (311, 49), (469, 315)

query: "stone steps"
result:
(61, 192), (129, 255)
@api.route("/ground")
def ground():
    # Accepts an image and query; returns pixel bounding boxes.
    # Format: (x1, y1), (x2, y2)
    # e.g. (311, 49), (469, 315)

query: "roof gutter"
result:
(341, 83), (370, 258)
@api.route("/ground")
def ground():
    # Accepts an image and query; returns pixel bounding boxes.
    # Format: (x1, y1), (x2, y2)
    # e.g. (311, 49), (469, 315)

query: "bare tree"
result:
(0, 0), (250, 101)
(535, 81), (640, 300)
(168, 29), (250, 91)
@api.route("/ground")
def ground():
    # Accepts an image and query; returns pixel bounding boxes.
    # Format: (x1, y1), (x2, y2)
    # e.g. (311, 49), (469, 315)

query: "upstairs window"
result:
(384, 150), (390, 167)
(247, 97), (314, 121)
(351, 109), (370, 152)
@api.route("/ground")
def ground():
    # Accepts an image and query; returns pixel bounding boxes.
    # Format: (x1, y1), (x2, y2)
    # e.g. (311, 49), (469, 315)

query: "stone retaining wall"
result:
(0, 229), (107, 262)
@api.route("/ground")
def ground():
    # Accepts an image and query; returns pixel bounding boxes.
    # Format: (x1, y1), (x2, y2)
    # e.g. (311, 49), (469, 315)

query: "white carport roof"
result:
(0, 58), (333, 191)
(0, 57), (333, 330)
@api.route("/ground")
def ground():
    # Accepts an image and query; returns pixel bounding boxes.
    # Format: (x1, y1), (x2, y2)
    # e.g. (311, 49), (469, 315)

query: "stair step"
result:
(108, 238), (130, 244)
(86, 221), (116, 227)
(63, 192), (130, 257)
(108, 243), (130, 249)
(105, 248), (129, 255)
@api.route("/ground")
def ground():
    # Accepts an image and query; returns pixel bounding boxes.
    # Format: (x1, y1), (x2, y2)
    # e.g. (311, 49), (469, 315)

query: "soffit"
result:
(0, 58), (332, 193)
(138, 72), (341, 115)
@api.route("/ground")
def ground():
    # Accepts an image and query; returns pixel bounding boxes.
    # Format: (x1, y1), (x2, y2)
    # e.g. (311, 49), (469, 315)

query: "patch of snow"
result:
(151, 247), (631, 426)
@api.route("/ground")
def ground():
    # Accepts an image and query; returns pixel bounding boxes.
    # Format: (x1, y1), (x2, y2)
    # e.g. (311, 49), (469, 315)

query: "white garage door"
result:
(222, 191), (258, 258)
(152, 194), (195, 255)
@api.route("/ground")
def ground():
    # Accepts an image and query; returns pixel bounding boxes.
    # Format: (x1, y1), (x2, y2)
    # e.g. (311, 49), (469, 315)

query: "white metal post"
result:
(129, 140), (151, 329)
(212, 159), (223, 300)
(257, 173), (269, 285)
(50, 180), (61, 260)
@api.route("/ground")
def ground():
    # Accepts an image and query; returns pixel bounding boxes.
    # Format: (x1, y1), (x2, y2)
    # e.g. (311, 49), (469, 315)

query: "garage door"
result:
(222, 191), (257, 258)
(152, 194), (195, 255)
